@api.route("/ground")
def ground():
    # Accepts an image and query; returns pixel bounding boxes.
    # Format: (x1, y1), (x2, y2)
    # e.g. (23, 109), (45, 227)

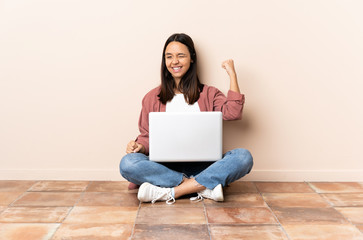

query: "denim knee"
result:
(119, 153), (142, 177)
(231, 148), (254, 174)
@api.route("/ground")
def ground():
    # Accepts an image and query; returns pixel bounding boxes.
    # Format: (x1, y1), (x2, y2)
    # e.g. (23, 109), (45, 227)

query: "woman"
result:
(120, 33), (253, 204)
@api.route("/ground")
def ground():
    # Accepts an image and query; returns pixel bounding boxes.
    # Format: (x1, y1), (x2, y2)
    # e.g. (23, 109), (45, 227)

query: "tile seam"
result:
(7, 180), (40, 207)
(203, 198), (212, 240)
(47, 181), (92, 239)
(257, 183), (292, 240)
(129, 199), (142, 239)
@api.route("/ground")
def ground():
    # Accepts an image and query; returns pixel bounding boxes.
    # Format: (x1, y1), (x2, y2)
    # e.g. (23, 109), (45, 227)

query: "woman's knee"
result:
(119, 154), (131, 176)
(232, 148), (254, 171)
(119, 153), (143, 176)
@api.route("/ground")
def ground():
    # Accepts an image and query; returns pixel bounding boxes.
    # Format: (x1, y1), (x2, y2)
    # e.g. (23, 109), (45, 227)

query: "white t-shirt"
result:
(166, 94), (200, 112)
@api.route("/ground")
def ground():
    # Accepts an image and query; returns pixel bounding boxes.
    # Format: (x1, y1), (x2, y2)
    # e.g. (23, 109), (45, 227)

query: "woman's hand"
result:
(126, 140), (145, 154)
(222, 59), (240, 94)
(222, 59), (237, 78)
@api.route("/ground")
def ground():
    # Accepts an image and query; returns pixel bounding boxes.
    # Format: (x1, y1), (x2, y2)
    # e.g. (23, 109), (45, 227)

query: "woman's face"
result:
(165, 41), (192, 82)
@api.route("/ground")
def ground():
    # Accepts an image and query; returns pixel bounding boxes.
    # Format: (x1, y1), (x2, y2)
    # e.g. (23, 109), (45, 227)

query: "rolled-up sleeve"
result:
(213, 89), (245, 120)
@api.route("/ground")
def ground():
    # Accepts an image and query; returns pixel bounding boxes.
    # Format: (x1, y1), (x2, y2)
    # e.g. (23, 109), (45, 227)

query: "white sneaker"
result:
(190, 184), (224, 202)
(138, 182), (175, 205)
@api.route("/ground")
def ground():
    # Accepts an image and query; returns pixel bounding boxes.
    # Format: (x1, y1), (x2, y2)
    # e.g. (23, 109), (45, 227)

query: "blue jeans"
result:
(119, 148), (253, 190)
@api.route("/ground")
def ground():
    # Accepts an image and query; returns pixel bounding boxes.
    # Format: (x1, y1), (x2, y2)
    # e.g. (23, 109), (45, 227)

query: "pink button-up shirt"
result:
(135, 85), (245, 155)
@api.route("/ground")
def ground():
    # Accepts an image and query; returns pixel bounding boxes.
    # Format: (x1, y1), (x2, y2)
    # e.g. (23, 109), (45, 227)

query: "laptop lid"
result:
(149, 112), (222, 162)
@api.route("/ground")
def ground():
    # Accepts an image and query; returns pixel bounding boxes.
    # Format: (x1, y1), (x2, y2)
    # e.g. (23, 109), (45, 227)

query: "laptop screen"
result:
(149, 112), (222, 162)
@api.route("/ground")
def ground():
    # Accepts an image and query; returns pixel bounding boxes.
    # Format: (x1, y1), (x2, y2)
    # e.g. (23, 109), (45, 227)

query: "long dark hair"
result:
(158, 33), (203, 105)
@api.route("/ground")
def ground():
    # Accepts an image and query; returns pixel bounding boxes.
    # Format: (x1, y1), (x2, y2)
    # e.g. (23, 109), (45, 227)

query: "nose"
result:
(172, 57), (179, 64)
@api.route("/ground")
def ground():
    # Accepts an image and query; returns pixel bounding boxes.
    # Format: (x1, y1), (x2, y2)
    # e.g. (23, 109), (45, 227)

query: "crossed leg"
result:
(173, 178), (206, 199)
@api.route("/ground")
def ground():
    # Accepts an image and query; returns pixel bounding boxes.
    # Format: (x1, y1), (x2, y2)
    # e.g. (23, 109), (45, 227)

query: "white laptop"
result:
(149, 112), (223, 162)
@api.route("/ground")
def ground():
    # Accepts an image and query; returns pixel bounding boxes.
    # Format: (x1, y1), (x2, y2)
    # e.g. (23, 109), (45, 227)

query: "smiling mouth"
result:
(172, 67), (182, 72)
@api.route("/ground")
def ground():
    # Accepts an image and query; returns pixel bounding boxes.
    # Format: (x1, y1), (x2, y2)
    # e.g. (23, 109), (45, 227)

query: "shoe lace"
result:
(166, 196), (176, 205)
(190, 193), (204, 202)
(151, 189), (175, 205)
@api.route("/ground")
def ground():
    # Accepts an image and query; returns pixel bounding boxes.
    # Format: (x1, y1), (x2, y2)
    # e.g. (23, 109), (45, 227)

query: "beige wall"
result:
(1, 0), (362, 181)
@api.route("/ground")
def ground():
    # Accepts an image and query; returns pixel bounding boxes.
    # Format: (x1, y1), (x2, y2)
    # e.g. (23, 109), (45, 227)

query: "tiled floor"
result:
(0, 181), (363, 240)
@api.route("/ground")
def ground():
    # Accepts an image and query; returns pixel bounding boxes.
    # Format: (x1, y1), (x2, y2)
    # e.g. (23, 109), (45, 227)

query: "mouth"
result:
(171, 66), (182, 73)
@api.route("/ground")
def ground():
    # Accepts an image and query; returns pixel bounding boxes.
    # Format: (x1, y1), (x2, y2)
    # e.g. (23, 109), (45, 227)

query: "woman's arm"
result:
(222, 59), (240, 94)
(134, 96), (150, 155)
(202, 60), (244, 120)
(131, 87), (161, 156)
